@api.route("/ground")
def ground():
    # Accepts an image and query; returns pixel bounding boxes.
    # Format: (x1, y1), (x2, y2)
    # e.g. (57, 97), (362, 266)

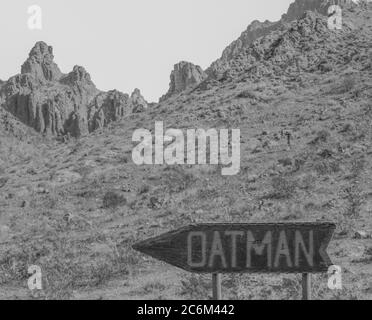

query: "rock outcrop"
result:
(0, 41), (147, 137)
(160, 61), (207, 102)
(88, 90), (131, 132)
(281, 0), (327, 22)
(130, 88), (148, 113)
(2, 62), (98, 137)
(21, 41), (63, 82)
(206, 20), (279, 78)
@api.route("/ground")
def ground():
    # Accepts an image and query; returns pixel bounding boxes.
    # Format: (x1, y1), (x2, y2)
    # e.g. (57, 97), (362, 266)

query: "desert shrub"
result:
(310, 130), (330, 144)
(35, 193), (61, 210)
(102, 191), (127, 209)
(267, 176), (297, 199)
(342, 184), (364, 219)
(70, 140), (83, 155)
(339, 76), (356, 93)
(365, 246), (372, 256)
(74, 165), (94, 180)
(278, 157), (293, 167)
(318, 148), (334, 159)
(0, 177), (8, 188)
(179, 274), (211, 299)
(237, 89), (269, 102)
(141, 281), (166, 294)
(298, 174), (316, 191)
(314, 159), (341, 175)
(75, 188), (96, 198)
(138, 184), (150, 195)
(336, 181), (365, 235)
(318, 61), (333, 73)
(291, 151), (311, 172)
(197, 187), (219, 201)
(358, 0), (370, 9)
(162, 166), (196, 193)
(350, 157), (365, 178)
(339, 122), (354, 133)
(237, 89), (258, 99)
(120, 155), (129, 163)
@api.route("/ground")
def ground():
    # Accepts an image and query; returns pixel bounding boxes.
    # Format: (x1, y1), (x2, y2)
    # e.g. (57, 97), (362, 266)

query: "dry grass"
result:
(0, 5), (371, 300)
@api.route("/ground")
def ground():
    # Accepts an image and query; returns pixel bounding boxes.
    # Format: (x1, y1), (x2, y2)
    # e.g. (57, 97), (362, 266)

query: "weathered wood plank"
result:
(133, 222), (336, 274)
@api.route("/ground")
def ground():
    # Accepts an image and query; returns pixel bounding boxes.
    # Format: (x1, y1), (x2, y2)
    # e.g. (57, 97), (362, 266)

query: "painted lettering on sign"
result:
(187, 229), (314, 270)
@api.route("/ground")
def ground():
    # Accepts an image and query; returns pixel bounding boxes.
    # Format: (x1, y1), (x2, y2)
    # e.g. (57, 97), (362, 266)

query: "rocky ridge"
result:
(159, 0), (347, 101)
(0, 42), (148, 138)
(204, 0), (359, 78)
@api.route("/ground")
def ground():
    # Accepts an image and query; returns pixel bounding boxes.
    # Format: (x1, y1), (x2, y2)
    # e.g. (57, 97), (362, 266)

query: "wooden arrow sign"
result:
(133, 222), (335, 274)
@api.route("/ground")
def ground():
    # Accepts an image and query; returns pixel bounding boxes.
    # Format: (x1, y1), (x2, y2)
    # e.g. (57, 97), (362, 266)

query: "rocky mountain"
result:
(0, 41), (148, 138)
(159, 61), (207, 102)
(0, 1), (371, 300)
(158, 0), (348, 100)
(205, 0), (355, 78)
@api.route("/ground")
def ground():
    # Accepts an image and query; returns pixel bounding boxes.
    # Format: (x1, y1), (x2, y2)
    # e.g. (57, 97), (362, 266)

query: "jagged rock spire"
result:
(21, 41), (63, 82)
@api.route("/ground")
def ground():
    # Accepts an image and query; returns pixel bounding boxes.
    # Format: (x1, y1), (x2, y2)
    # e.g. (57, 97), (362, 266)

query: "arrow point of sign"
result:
(132, 243), (140, 252)
(132, 240), (150, 254)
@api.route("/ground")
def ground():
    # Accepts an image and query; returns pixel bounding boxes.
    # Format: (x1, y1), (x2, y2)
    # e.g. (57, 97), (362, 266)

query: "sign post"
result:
(302, 273), (312, 300)
(212, 273), (222, 300)
(133, 222), (335, 300)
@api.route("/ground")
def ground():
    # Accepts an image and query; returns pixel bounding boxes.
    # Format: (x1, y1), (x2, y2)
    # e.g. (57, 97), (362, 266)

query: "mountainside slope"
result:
(160, 0), (357, 101)
(205, 0), (346, 78)
(0, 4), (371, 300)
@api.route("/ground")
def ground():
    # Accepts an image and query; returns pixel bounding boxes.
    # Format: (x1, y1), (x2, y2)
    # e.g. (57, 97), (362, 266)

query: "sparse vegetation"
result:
(342, 183), (364, 219)
(310, 130), (331, 145)
(340, 76), (357, 93)
(102, 191), (127, 209)
(314, 159), (341, 175)
(1, 3), (371, 300)
(266, 176), (297, 200)
(162, 166), (196, 193)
